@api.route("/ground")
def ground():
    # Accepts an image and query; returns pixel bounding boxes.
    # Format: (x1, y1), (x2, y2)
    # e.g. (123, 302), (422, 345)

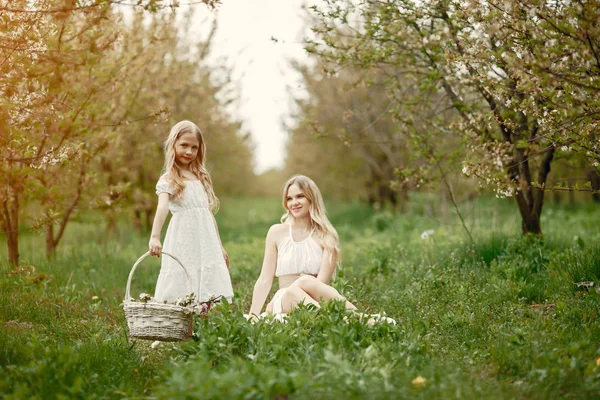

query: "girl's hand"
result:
(149, 237), (162, 257)
(221, 247), (229, 269)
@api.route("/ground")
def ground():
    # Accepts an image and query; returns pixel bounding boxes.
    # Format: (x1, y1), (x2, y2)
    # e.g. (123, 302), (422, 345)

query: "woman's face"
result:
(286, 184), (310, 219)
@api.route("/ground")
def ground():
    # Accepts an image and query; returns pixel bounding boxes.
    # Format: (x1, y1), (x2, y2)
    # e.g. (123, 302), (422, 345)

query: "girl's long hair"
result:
(162, 120), (219, 212)
(280, 175), (340, 264)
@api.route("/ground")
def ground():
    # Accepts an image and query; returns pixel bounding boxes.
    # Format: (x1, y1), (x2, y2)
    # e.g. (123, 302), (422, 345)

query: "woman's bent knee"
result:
(294, 275), (316, 289)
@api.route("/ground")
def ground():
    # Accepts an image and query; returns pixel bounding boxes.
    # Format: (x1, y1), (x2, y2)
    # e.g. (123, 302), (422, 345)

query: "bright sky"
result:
(194, 0), (318, 174)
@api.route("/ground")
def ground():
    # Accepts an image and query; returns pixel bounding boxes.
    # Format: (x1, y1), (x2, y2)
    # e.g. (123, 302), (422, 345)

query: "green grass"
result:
(1, 196), (600, 398)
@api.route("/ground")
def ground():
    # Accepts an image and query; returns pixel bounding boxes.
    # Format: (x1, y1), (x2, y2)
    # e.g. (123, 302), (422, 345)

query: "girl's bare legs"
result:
(280, 285), (320, 313)
(292, 275), (357, 311)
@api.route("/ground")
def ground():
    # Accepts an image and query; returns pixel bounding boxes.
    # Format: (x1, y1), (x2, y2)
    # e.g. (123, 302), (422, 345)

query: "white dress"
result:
(154, 176), (234, 303)
(267, 225), (323, 314)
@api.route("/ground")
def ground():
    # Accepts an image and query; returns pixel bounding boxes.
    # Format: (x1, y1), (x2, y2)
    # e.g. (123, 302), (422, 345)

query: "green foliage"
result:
(306, 0), (600, 234)
(1, 197), (600, 398)
(0, 265), (166, 398)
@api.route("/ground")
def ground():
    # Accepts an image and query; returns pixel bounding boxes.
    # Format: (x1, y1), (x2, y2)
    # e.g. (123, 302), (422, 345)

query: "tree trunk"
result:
(396, 188), (408, 213)
(378, 180), (397, 208)
(145, 208), (153, 231)
(133, 209), (142, 232)
(1, 187), (20, 266)
(105, 211), (116, 236)
(45, 223), (56, 260)
(514, 191), (542, 234)
(588, 168), (600, 202)
(7, 228), (19, 266)
(512, 146), (554, 235)
(42, 159), (86, 260)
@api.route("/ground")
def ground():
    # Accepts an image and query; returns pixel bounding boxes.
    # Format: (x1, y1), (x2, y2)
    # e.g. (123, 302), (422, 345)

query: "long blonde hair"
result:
(162, 120), (219, 212)
(281, 175), (340, 263)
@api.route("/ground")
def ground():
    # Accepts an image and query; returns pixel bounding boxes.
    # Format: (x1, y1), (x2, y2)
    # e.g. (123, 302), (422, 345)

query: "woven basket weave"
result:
(123, 251), (193, 342)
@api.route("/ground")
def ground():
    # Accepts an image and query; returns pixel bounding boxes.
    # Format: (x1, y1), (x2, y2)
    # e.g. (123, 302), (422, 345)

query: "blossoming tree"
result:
(0, 0), (222, 265)
(307, 0), (600, 234)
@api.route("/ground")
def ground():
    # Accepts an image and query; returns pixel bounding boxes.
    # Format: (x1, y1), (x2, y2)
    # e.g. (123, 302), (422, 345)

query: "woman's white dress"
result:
(154, 177), (234, 303)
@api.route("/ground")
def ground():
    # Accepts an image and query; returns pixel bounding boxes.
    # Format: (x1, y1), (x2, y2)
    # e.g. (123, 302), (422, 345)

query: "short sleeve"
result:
(155, 177), (173, 195)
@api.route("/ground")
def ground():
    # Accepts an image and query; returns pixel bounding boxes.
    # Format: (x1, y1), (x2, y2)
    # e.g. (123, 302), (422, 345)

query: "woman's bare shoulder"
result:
(266, 223), (288, 241)
(267, 223), (287, 235)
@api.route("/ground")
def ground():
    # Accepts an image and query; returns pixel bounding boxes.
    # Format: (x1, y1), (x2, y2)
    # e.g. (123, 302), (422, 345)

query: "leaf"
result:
(515, 140), (529, 149)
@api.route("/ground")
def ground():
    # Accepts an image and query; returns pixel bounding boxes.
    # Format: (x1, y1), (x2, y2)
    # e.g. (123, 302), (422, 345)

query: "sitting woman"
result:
(247, 175), (391, 323)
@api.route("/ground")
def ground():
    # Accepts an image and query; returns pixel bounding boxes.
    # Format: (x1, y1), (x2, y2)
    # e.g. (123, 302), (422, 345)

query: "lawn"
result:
(1, 196), (600, 399)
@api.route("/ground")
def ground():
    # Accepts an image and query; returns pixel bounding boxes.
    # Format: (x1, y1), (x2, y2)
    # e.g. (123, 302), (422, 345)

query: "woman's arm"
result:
(248, 226), (279, 317)
(149, 192), (170, 257)
(316, 248), (337, 285)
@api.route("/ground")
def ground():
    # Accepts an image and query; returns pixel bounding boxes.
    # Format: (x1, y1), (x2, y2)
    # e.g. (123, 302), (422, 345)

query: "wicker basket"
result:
(123, 251), (193, 342)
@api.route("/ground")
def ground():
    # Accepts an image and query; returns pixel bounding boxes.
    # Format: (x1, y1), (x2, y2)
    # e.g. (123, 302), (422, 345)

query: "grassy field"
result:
(1, 196), (600, 399)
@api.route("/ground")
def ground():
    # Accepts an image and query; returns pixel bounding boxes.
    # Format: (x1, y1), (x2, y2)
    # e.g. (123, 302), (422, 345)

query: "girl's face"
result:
(174, 132), (200, 169)
(286, 184), (310, 220)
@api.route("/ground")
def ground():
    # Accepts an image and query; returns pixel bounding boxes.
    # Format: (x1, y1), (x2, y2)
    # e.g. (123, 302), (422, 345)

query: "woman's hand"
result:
(149, 237), (162, 257)
(244, 313), (259, 323)
(221, 247), (230, 268)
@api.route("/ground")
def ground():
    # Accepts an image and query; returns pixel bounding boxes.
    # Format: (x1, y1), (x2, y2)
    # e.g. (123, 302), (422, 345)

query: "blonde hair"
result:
(281, 175), (340, 264)
(162, 120), (219, 212)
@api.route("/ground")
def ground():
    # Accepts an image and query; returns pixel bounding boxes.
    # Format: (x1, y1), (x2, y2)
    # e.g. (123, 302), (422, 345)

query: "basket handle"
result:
(124, 251), (193, 303)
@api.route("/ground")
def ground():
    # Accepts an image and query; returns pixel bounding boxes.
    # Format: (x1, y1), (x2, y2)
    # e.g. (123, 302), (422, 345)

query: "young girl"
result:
(247, 175), (359, 320)
(149, 120), (234, 305)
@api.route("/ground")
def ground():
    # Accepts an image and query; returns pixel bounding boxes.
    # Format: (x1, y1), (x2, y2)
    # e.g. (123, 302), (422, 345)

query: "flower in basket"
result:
(139, 293), (152, 303)
(174, 292), (195, 307)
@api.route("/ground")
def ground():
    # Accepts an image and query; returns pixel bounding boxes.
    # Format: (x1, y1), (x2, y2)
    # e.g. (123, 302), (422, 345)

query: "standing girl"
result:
(148, 120), (234, 305)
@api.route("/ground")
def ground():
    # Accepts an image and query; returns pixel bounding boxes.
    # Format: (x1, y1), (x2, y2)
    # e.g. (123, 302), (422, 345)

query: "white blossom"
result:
(139, 293), (152, 302)
(420, 229), (434, 240)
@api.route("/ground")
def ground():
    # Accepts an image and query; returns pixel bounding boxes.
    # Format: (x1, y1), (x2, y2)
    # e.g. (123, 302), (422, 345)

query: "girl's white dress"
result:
(154, 176), (234, 303)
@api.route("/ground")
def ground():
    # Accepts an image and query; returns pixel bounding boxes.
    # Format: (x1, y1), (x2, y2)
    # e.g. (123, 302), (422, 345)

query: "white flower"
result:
(175, 293), (196, 307)
(561, 145), (569, 151)
(139, 293), (152, 302)
(495, 186), (515, 198)
(420, 229), (434, 240)
(594, 161), (599, 167)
